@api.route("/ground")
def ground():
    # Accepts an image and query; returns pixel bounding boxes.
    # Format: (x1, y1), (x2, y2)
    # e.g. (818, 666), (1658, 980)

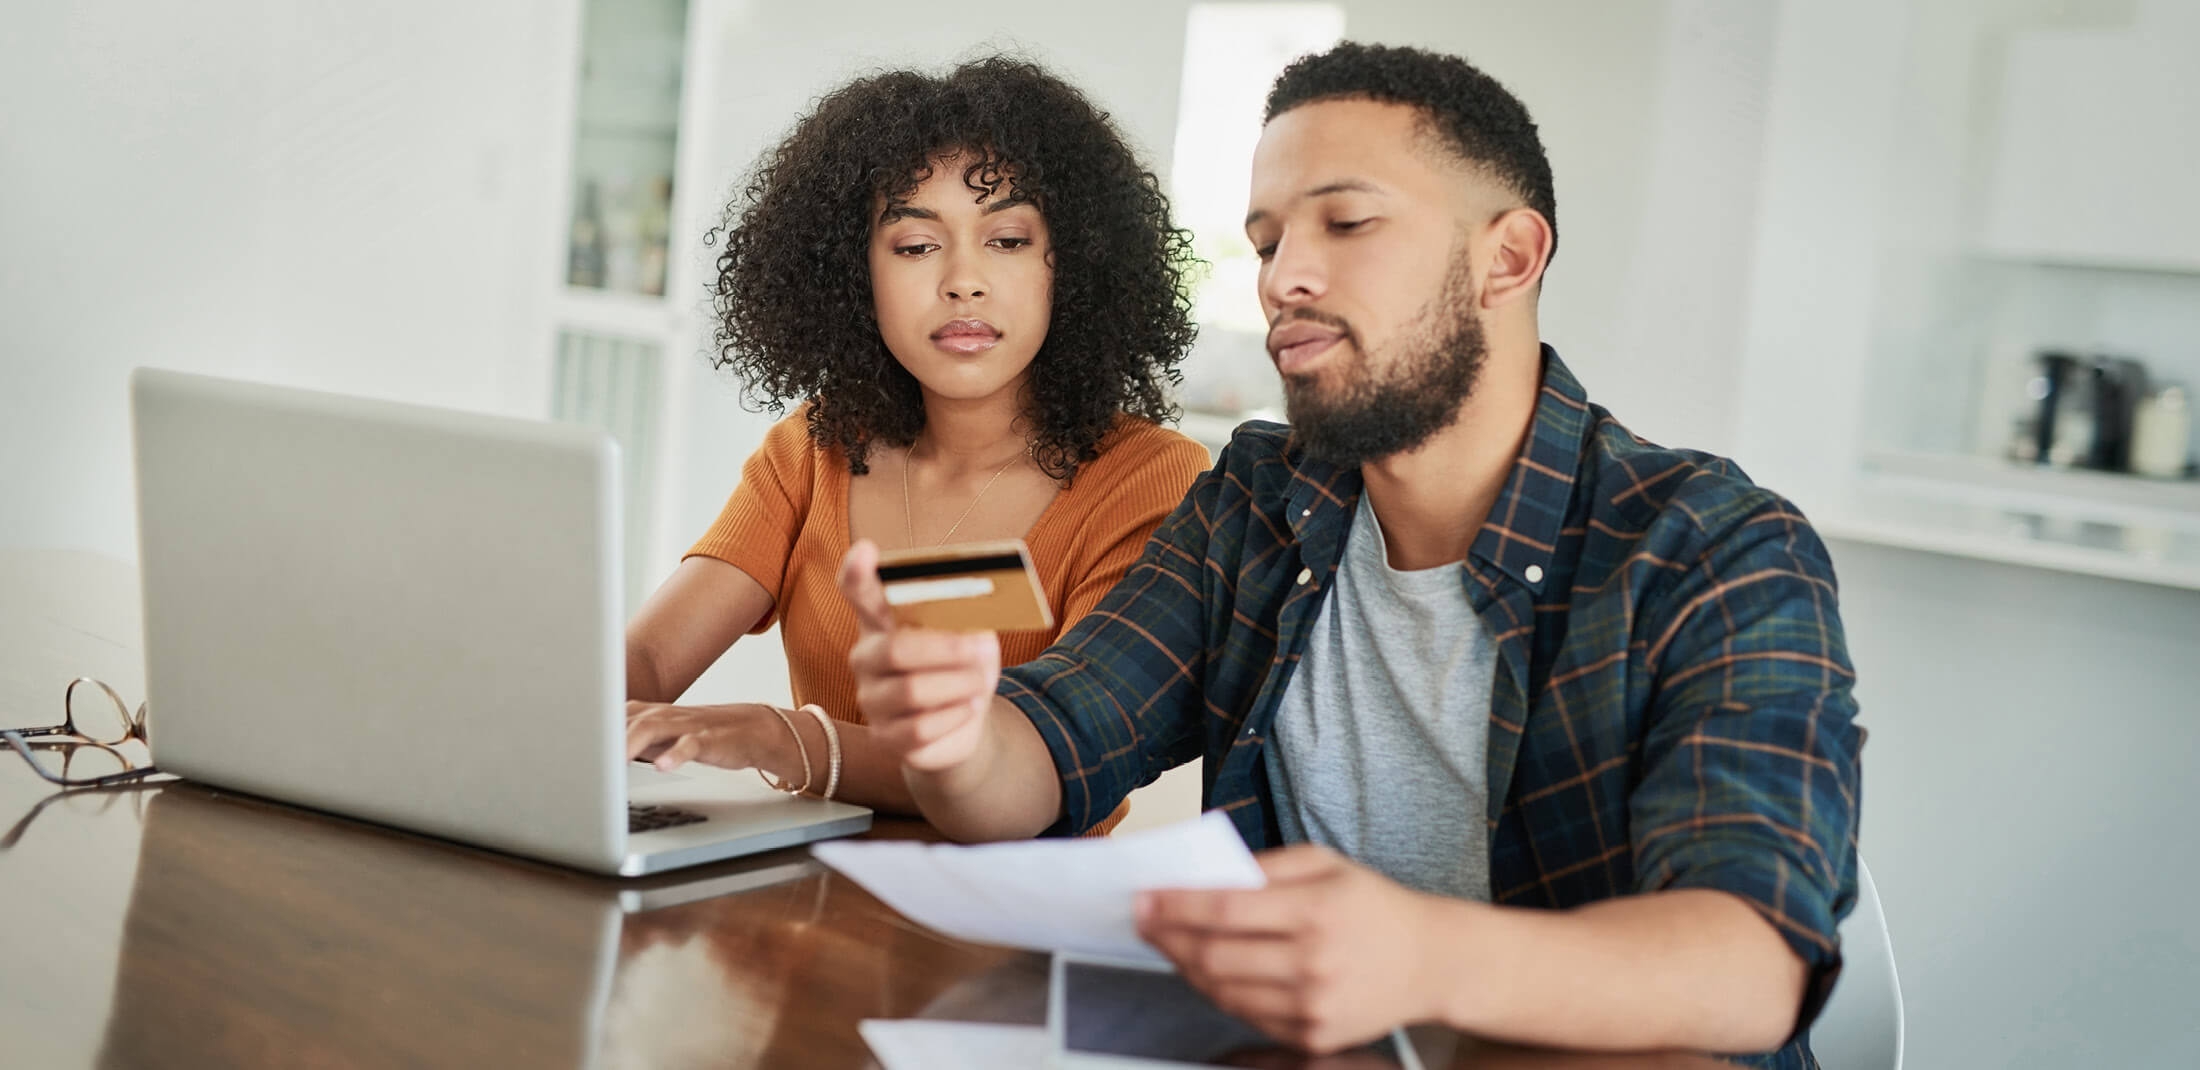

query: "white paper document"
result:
(812, 811), (1265, 965)
(858, 1020), (1048, 1070)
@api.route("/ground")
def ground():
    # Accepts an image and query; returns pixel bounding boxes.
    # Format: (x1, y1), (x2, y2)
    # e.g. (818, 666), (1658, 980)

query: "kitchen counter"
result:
(1821, 451), (2200, 593)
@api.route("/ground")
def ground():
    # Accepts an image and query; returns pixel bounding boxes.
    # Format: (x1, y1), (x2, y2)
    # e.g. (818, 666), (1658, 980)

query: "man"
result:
(837, 42), (1859, 1068)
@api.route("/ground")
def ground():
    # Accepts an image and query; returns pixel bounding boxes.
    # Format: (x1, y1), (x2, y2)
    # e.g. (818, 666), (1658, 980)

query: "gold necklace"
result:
(902, 445), (1025, 547)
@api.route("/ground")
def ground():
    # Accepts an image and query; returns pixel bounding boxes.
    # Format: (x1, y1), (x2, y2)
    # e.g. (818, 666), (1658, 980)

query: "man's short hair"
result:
(1265, 42), (1558, 261)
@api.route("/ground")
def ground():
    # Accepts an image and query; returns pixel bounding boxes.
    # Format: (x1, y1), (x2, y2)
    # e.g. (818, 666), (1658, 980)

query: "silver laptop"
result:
(128, 368), (871, 875)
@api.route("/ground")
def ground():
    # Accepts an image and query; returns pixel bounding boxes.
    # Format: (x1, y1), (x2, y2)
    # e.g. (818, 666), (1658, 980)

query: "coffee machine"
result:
(2018, 350), (2150, 472)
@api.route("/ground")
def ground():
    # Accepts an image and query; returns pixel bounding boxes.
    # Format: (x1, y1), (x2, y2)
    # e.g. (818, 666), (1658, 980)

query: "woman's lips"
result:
(932, 319), (1001, 356)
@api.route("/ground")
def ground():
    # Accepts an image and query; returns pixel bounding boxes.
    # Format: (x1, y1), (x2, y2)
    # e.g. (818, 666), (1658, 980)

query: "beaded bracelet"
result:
(799, 704), (842, 802)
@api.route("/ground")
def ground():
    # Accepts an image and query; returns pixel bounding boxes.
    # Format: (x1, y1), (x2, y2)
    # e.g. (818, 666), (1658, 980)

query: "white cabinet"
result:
(1979, 5), (2200, 273)
(547, 0), (725, 610)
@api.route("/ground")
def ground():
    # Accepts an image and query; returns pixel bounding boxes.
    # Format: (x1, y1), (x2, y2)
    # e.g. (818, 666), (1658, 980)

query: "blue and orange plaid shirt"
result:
(999, 346), (1861, 1068)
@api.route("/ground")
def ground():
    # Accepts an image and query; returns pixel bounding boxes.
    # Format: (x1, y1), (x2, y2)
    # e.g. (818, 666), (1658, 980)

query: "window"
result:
(1169, 3), (1345, 420)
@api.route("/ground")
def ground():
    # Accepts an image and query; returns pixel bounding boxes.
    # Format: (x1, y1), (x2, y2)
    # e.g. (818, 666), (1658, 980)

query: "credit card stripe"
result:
(875, 554), (1026, 582)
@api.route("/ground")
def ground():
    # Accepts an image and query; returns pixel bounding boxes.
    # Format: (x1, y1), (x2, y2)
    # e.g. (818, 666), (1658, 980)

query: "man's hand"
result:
(1136, 845), (1456, 1054)
(838, 539), (1001, 771)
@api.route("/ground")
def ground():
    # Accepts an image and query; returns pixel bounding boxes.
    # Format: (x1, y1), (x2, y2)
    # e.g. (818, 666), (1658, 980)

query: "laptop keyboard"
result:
(628, 803), (708, 834)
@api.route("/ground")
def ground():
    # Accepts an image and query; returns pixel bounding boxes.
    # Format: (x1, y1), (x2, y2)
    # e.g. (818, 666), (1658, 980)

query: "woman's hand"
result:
(624, 701), (802, 779)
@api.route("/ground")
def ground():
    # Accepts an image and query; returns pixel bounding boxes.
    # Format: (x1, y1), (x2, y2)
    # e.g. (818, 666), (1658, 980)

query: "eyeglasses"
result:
(2, 677), (162, 789)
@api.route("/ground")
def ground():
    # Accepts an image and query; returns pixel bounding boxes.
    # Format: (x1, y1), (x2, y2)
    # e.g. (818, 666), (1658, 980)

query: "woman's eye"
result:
(990, 237), (1031, 250)
(894, 242), (938, 257)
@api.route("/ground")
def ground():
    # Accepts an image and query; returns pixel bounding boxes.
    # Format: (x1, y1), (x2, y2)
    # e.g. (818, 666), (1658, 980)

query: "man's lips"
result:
(932, 318), (1001, 355)
(1268, 320), (1344, 373)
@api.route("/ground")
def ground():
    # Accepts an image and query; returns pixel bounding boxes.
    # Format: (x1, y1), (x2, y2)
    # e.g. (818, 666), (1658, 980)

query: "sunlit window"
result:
(1169, 3), (1344, 418)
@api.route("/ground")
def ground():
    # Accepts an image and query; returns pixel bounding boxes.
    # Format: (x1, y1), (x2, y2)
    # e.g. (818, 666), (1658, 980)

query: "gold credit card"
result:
(874, 539), (1054, 633)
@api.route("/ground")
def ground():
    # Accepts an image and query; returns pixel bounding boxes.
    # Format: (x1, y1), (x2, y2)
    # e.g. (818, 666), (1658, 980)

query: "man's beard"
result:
(1280, 248), (1487, 467)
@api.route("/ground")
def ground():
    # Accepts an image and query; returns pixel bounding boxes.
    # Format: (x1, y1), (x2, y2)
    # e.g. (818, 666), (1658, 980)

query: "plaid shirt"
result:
(999, 346), (1861, 1068)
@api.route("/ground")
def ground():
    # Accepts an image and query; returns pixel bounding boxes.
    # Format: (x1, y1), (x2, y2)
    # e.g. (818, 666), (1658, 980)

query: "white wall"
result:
(0, 1), (577, 561)
(1736, 4), (2200, 1066)
(1729, 0), (1910, 512)
(1348, 0), (1781, 457)
(1831, 537), (2200, 1068)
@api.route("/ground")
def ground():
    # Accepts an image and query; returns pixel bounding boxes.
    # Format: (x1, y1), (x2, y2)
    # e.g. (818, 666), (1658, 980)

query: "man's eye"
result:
(1330, 218), (1370, 233)
(1253, 243), (1277, 261)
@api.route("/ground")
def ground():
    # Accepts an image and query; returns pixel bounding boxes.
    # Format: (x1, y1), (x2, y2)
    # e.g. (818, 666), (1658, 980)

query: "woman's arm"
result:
(623, 556), (775, 703)
(623, 554), (928, 813)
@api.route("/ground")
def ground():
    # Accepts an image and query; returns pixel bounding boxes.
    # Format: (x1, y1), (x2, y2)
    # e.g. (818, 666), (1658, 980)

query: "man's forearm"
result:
(903, 696), (1064, 842)
(1424, 888), (1809, 1054)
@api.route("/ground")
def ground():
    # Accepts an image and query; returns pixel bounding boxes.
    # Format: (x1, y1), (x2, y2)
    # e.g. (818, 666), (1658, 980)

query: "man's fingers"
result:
(1254, 844), (1348, 884)
(1139, 885), (1317, 938)
(1182, 934), (1304, 985)
(851, 628), (993, 676)
(901, 697), (989, 770)
(838, 539), (898, 633)
(1155, 953), (1314, 1049)
(859, 665), (996, 716)
(873, 699), (977, 751)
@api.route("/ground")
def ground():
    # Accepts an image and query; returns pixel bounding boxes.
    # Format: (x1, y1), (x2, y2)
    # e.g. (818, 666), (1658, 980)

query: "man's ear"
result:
(1479, 207), (1553, 310)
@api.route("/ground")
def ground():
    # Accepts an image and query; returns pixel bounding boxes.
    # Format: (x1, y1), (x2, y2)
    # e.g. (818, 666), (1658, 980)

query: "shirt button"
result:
(1301, 508), (1311, 518)
(1296, 568), (1312, 586)
(1525, 564), (1545, 585)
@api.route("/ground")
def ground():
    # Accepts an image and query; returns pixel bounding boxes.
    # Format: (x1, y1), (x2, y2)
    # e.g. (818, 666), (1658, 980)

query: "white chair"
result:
(1809, 857), (1906, 1070)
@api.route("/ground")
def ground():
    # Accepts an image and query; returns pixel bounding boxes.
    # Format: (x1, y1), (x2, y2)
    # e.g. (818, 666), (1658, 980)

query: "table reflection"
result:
(82, 785), (1010, 1069)
(32, 780), (1736, 1070)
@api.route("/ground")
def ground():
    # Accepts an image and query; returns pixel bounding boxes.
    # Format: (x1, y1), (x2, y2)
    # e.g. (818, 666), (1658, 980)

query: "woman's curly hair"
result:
(708, 55), (1198, 481)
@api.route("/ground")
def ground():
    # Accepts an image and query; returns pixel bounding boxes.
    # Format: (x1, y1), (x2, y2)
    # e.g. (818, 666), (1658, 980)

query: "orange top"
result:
(687, 409), (1210, 830)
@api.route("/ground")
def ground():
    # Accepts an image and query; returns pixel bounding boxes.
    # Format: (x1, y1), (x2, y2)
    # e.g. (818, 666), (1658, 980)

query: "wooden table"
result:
(0, 549), (1726, 1069)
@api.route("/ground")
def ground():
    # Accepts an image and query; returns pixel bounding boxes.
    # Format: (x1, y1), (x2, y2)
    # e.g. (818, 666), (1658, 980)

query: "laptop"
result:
(128, 367), (872, 875)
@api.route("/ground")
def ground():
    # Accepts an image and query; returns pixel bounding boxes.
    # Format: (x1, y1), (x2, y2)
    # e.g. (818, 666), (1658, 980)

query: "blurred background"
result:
(2, 1), (2196, 1065)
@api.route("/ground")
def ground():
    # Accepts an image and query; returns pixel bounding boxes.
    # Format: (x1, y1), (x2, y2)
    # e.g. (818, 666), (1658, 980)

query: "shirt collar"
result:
(1469, 345), (1590, 591)
(1282, 344), (1591, 592)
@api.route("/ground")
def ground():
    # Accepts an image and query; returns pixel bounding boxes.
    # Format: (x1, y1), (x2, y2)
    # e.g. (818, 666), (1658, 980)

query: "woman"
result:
(621, 57), (1208, 830)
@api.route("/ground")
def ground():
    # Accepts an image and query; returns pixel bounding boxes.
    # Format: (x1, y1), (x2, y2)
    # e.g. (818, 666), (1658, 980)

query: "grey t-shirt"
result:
(1265, 493), (1496, 901)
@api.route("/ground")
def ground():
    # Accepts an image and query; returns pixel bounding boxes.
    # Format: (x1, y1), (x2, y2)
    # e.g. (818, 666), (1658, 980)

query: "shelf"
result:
(1975, 248), (2200, 280)
(1820, 494), (2200, 594)
(1824, 451), (2200, 591)
(1860, 451), (2200, 532)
